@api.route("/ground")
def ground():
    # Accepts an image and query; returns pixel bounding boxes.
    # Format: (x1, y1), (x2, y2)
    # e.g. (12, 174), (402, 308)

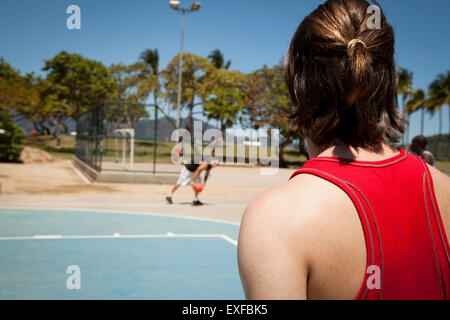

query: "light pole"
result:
(169, 1), (201, 129)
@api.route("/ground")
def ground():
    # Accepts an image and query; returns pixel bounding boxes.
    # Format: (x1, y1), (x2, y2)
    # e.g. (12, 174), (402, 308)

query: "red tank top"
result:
(289, 147), (450, 300)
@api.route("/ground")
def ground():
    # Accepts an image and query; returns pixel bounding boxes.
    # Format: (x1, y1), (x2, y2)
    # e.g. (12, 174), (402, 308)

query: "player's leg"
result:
(166, 184), (180, 204)
(166, 166), (194, 204)
(191, 175), (203, 206)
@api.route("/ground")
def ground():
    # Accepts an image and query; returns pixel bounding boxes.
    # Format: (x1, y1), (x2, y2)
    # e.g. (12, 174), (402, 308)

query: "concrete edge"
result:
(72, 156), (178, 185)
(72, 156), (97, 183)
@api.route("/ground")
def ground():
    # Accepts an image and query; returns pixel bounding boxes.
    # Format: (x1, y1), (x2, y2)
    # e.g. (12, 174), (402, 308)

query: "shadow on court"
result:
(176, 201), (214, 206)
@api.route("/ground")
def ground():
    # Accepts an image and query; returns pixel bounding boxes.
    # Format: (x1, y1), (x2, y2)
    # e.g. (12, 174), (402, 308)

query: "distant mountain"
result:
(14, 117), (77, 135)
(15, 115), (217, 142)
(117, 117), (219, 142)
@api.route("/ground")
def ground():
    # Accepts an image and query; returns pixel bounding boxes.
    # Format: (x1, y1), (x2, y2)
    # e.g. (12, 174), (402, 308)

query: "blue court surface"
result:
(0, 208), (244, 299)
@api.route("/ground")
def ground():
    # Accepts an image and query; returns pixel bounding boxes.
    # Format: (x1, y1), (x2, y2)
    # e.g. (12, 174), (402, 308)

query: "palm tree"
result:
(427, 71), (450, 158)
(139, 49), (160, 105)
(397, 68), (414, 147)
(405, 89), (427, 135)
(207, 49), (231, 70)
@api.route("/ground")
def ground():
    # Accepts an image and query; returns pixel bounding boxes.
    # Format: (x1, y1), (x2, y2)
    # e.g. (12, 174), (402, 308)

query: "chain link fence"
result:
(75, 101), (177, 173)
(74, 104), (104, 171)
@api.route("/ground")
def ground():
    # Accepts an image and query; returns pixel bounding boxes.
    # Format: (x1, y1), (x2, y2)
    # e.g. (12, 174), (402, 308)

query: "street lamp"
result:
(169, 1), (202, 128)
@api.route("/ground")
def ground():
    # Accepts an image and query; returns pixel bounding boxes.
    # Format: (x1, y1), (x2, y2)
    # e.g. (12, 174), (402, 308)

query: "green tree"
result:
(242, 63), (308, 166)
(162, 53), (215, 133)
(0, 58), (21, 80)
(0, 59), (30, 114)
(3, 70), (71, 141)
(107, 62), (155, 129)
(0, 106), (23, 162)
(398, 68), (414, 146)
(42, 51), (115, 120)
(139, 48), (160, 106)
(0, 60), (47, 134)
(36, 78), (72, 145)
(203, 69), (245, 136)
(207, 49), (231, 70)
(427, 71), (450, 157)
(405, 89), (427, 135)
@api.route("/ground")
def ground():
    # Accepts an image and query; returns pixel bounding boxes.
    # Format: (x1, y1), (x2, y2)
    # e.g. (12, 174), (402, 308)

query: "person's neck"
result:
(307, 139), (399, 161)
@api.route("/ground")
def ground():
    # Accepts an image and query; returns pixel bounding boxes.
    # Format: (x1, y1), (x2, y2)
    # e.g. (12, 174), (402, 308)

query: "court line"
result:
(221, 235), (238, 246)
(1, 203), (246, 208)
(0, 233), (238, 246)
(0, 206), (241, 226)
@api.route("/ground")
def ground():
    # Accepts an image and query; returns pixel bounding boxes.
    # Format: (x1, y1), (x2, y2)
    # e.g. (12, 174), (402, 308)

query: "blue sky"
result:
(0, 0), (449, 141)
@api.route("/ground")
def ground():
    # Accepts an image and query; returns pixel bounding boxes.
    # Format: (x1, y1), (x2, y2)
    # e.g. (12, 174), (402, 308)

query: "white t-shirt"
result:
(421, 150), (435, 167)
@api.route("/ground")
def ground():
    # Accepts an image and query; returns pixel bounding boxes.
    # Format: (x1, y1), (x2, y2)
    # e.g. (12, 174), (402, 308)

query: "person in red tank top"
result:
(237, 0), (450, 300)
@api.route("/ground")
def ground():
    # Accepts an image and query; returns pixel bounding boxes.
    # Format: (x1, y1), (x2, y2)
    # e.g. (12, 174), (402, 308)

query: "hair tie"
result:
(347, 39), (366, 56)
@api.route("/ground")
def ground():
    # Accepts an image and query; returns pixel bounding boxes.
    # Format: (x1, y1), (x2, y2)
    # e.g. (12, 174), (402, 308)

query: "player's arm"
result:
(237, 184), (309, 299)
(203, 168), (211, 185)
(191, 162), (208, 184)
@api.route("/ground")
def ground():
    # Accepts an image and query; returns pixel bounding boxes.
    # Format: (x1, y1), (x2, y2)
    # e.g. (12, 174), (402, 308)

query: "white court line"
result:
(33, 235), (63, 239)
(221, 235), (238, 246)
(0, 233), (238, 246)
(0, 206), (241, 226)
(69, 161), (92, 184)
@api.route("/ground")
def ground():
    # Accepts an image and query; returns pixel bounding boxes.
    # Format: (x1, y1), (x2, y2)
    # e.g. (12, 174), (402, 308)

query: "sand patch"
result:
(19, 147), (55, 164)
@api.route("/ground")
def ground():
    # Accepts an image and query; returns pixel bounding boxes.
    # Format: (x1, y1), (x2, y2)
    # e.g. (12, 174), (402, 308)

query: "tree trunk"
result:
(154, 90), (158, 107)
(402, 95), (407, 147)
(59, 116), (69, 134)
(124, 110), (132, 128)
(39, 118), (50, 135)
(438, 108), (443, 157)
(50, 117), (64, 148)
(406, 113), (410, 148)
(220, 117), (225, 139)
(448, 106), (450, 160)
(185, 104), (194, 135)
(279, 139), (291, 168)
(298, 138), (309, 160)
(32, 122), (40, 134)
(420, 108), (425, 135)
(202, 118), (210, 132)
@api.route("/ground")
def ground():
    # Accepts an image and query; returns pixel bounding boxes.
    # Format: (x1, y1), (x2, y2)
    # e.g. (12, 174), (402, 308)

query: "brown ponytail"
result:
(285, 0), (405, 149)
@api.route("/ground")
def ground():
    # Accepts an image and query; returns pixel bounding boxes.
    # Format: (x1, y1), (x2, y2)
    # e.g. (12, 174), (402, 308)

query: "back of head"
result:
(411, 135), (428, 154)
(285, 0), (405, 149)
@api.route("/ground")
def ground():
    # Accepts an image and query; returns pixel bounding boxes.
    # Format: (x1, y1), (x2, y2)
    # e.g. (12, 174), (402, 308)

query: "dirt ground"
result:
(0, 155), (294, 223)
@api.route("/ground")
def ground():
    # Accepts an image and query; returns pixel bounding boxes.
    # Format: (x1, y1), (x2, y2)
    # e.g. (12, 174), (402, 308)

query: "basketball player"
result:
(238, 0), (450, 299)
(166, 159), (219, 206)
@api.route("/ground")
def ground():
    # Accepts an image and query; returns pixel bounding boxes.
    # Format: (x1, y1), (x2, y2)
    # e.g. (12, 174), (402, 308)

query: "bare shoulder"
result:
(240, 172), (357, 233)
(238, 172), (357, 299)
(244, 174), (331, 218)
(427, 165), (450, 232)
(427, 164), (450, 189)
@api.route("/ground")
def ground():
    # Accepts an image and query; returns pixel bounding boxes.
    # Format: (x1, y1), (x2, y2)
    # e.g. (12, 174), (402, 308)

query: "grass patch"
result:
(25, 135), (446, 175)
(436, 160), (450, 176)
(23, 135), (75, 159)
(22, 135), (310, 165)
